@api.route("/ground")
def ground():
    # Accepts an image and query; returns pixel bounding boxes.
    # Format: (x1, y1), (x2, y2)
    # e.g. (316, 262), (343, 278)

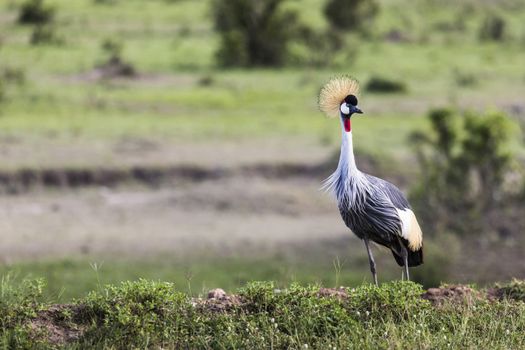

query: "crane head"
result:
(319, 75), (363, 132)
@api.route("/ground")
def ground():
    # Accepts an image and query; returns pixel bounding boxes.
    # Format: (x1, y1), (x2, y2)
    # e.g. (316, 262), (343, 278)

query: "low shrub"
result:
(30, 25), (61, 45)
(496, 279), (525, 302)
(80, 279), (190, 348)
(1, 67), (26, 85)
(365, 76), (407, 93)
(0, 276), (46, 348)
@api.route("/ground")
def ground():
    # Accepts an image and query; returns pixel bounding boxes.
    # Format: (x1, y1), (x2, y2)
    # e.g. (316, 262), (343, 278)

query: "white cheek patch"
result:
(340, 103), (350, 115)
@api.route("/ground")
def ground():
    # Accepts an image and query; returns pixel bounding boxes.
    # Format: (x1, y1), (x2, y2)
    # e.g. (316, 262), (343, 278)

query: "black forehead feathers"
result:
(344, 94), (358, 106)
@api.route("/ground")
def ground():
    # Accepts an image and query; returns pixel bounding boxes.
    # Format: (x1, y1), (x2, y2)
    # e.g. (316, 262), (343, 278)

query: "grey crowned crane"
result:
(319, 76), (423, 285)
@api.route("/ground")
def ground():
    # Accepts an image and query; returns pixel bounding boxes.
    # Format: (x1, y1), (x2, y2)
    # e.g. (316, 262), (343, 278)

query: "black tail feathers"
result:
(392, 240), (423, 267)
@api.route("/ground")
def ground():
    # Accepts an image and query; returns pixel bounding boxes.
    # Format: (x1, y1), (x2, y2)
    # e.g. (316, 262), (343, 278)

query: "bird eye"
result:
(340, 103), (350, 115)
(344, 94), (358, 106)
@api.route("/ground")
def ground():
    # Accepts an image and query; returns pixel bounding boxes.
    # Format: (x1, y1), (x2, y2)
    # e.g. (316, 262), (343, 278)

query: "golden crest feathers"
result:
(319, 75), (360, 118)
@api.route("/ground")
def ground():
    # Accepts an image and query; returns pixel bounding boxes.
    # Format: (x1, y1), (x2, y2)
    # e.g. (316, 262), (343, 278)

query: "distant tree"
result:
(211, 0), (300, 67)
(479, 14), (506, 41)
(324, 0), (379, 32)
(409, 108), (513, 235)
(18, 0), (55, 25)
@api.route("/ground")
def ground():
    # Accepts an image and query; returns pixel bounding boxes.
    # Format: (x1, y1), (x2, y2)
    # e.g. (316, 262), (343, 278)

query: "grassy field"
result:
(1, 1), (524, 146)
(0, 0), (524, 319)
(1, 278), (525, 349)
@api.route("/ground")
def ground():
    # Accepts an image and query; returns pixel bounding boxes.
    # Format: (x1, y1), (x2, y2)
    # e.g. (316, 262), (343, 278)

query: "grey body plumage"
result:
(318, 76), (423, 284)
(323, 99), (423, 284)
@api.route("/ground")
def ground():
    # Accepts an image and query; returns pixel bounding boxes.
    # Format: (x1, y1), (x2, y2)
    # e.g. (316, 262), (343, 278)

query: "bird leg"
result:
(397, 237), (410, 281)
(363, 238), (378, 286)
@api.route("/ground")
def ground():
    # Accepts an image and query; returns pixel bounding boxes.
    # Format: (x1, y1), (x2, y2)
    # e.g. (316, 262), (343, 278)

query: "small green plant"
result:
(365, 76), (407, 93)
(496, 279), (525, 302)
(17, 0), (55, 25)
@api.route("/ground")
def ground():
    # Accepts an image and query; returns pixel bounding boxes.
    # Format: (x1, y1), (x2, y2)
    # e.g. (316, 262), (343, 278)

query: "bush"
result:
(365, 76), (407, 93)
(1, 67), (26, 86)
(211, 0), (300, 67)
(81, 279), (189, 348)
(18, 0), (55, 25)
(409, 108), (514, 235)
(324, 0), (379, 32)
(479, 14), (506, 41)
(496, 279), (525, 302)
(97, 39), (136, 78)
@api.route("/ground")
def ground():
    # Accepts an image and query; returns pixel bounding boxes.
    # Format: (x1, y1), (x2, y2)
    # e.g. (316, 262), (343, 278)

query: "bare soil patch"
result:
(29, 304), (87, 346)
(421, 285), (484, 306)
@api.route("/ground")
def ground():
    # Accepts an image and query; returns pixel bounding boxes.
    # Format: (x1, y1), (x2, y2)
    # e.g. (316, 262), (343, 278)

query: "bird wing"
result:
(365, 174), (423, 251)
(364, 174), (410, 210)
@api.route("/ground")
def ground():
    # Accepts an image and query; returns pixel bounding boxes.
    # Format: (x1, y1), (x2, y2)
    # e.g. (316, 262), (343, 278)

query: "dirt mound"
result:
(29, 304), (87, 346)
(195, 288), (245, 313)
(421, 285), (484, 306)
(317, 287), (348, 299)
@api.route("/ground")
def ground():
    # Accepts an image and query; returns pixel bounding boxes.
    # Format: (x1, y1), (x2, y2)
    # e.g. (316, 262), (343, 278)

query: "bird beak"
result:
(351, 105), (363, 115)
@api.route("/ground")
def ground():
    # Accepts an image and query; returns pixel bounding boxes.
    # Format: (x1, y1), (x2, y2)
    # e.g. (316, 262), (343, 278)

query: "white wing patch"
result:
(396, 208), (423, 251)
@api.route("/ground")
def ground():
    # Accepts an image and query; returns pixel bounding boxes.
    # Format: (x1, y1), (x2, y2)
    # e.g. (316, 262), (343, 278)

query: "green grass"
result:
(1, 0), (524, 157)
(1, 278), (525, 349)
(0, 257), (376, 302)
(0, 233), (461, 302)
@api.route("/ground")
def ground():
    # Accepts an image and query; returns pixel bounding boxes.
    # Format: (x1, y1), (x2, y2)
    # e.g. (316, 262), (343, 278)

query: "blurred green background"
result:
(0, 0), (524, 300)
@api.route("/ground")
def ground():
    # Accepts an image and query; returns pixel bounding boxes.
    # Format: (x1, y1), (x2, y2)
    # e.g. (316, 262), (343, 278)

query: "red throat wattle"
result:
(344, 118), (351, 132)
